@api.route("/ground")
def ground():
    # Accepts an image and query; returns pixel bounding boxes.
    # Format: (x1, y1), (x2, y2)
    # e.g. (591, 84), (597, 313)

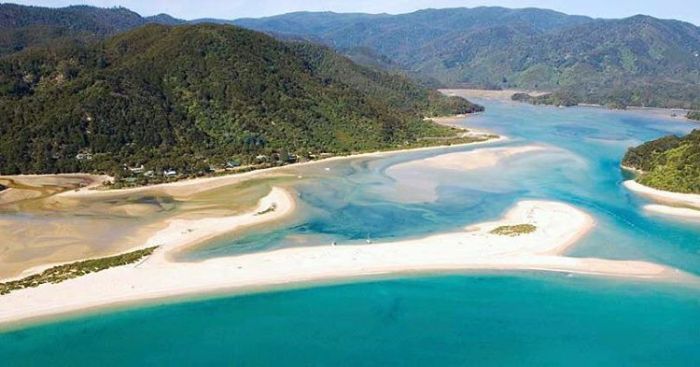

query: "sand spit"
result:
(624, 180), (700, 219)
(0, 197), (681, 327)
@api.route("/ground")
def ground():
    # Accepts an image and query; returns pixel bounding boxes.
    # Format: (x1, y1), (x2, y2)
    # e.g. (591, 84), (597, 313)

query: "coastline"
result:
(54, 128), (502, 200)
(441, 88), (697, 122)
(0, 197), (685, 328)
(624, 180), (700, 219)
(0, 119), (502, 279)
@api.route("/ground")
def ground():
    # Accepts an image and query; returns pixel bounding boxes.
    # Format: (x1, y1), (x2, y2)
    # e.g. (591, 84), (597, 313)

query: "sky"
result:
(8, 0), (700, 25)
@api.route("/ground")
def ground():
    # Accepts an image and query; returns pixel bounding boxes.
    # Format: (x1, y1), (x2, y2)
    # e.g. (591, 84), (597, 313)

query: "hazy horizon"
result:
(6, 0), (700, 25)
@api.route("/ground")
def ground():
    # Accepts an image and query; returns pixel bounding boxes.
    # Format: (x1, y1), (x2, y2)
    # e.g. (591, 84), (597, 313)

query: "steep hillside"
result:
(0, 4), (184, 56)
(0, 24), (481, 183)
(235, 8), (700, 109)
(622, 130), (700, 193)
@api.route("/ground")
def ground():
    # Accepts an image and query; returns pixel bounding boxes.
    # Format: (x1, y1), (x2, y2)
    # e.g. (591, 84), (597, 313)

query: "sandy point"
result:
(624, 180), (700, 220)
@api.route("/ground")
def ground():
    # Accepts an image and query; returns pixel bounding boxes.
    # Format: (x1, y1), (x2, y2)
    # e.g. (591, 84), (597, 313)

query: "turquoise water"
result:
(1, 275), (699, 366)
(2, 100), (699, 365)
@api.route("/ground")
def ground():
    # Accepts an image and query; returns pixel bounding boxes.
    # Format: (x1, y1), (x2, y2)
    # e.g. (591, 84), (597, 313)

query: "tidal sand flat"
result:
(0, 130), (500, 280)
(624, 180), (700, 219)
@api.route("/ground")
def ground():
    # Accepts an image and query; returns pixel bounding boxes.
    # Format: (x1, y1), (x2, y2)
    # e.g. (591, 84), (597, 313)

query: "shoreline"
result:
(624, 180), (700, 219)
(0, 197), (686, 328)
(53, 130), (502, 199)
(0, 112), (498, 200)
(0, 125), (505, 280)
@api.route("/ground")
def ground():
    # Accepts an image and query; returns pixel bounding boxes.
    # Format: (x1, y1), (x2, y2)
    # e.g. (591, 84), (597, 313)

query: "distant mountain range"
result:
(0, 4), (184, 55)
(233, 8), (700, 110)
(2, 4), (699, 110)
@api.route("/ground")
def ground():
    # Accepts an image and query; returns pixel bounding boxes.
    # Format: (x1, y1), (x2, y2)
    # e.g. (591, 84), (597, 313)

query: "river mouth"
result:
(1, 97), (699, 365)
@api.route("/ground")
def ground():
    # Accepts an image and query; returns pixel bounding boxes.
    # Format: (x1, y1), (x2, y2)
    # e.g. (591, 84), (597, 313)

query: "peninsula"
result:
(622, 130), (700, 219)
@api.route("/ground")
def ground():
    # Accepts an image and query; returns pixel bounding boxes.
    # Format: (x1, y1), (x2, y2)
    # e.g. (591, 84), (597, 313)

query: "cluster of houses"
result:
(126, 164), (157, 177)
(254, 151), (300, 164)
(114, 150), (336, 182)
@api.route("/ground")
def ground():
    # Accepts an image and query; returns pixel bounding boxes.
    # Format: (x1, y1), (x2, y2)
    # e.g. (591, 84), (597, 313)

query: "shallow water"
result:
(2, 100), (699, 365)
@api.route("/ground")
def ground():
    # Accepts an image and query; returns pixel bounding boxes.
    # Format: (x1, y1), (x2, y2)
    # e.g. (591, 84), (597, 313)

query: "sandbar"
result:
(0, 196), (682, 327)
(624, 180), (700, 219)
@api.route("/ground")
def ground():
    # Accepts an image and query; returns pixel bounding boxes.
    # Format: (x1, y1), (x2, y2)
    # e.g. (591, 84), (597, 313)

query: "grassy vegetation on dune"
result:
(0, 247), (157, 295)
(688, 111), (700, 121)
(490, 224), (537, 236)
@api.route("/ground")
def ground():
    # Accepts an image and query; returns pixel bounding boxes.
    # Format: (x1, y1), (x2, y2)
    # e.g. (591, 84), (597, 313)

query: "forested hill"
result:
(0, 24), (481, 181)
(0, 4), (184, 56)
(622, 130), (700, 193)
(234, 8), (700, 109)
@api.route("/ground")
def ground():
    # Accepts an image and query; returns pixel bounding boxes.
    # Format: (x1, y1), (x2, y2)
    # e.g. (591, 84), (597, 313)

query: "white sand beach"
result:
(643, 204), (700, 220)
(624, 180), (700, 219)
(0, 193), (681, 327)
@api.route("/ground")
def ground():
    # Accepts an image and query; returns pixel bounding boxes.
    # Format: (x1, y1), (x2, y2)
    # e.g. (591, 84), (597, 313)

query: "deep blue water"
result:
(2, 100), (699, 365)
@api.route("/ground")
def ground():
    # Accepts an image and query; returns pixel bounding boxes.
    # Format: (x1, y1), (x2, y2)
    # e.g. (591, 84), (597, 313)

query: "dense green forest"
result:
(234, 8), (700, 109)
(622, 130), (700, 193)
(0, 23), (481, 184)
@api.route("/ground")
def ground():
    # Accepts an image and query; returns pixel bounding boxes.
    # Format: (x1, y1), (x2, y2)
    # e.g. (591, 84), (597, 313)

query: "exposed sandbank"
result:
(624, 180), (700, 219)
(389, 145), (546, 172)
(0, 197), (683, 327)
